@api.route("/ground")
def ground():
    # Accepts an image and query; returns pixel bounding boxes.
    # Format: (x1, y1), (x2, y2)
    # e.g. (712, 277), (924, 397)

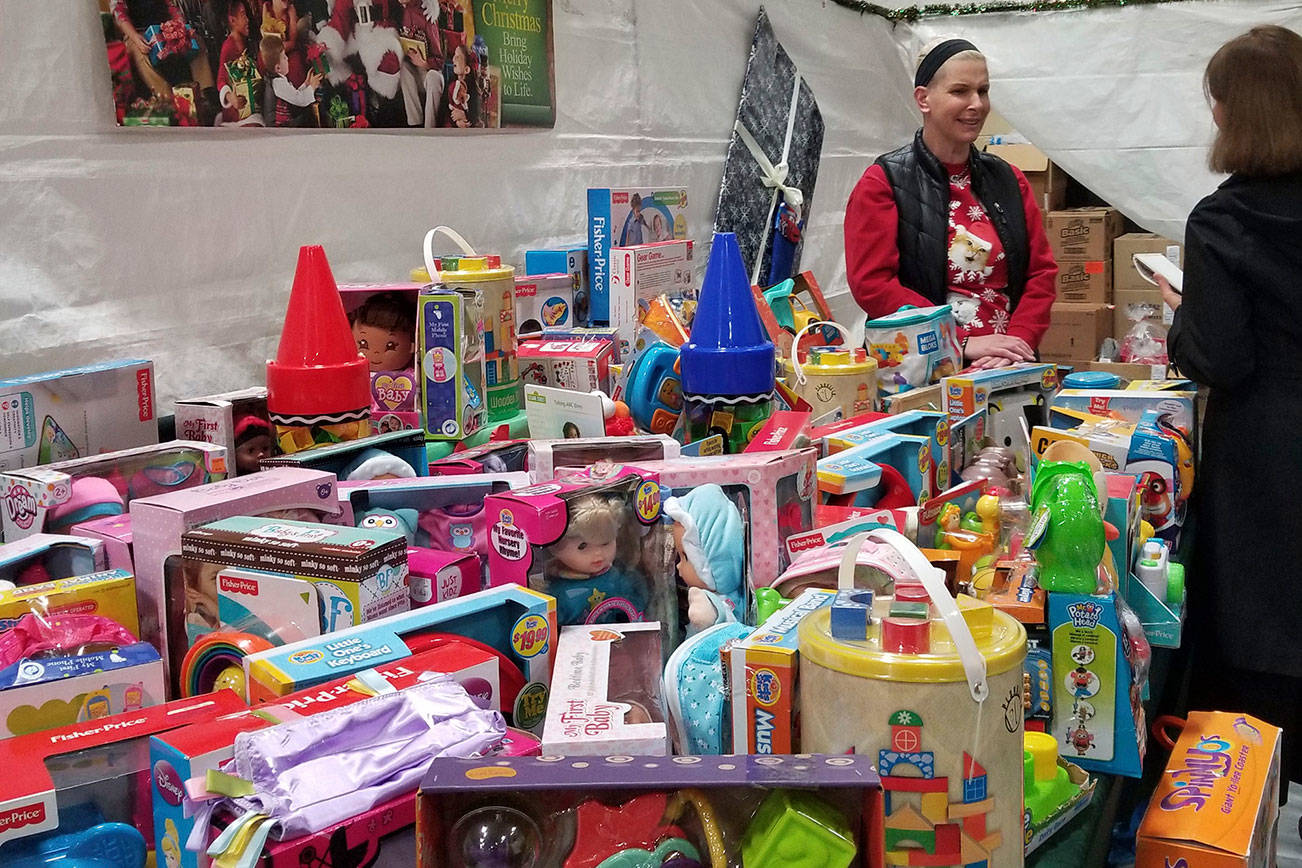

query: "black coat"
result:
(1168, 172), (1302, 680)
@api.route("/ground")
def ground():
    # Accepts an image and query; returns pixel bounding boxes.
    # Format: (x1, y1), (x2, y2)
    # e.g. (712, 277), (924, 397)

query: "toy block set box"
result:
(339, 283), (424, 433)
(608, 239), (695, 344)
(172, 387), (271, 476)
(514, 272), (576, 335)
(0, 359), (157, 474)
(0, 439), (228, 543)
(0, 691), (246, 862)
(485, 469), (676, 640)
(152, 645), (502, 868)
(542, 621), (670, 756)
(586, 187), (690, 324)
(417, 753), (878, 868)
(0, 532), (105, 585)
(129, 467), (343, 679)
(624, 448), (817, 591)
(518, 337), (616, 394)
(729, 588), (835, 755)
(1136, 711), (1282, 868)
(241, 584), (556, 731)
(172, 516), (410, 689)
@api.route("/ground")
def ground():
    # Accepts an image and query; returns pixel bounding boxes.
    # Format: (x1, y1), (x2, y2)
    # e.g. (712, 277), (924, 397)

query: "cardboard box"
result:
(527, 433), (680, 482)
(0, 360), (157, 474)
(1136, 711), (1281, 868)
(0, 691), (244, 854)
(1055, 260), (1112, 303)
(418, 288), (488, 440)
(70, 512), (134, 573)
(1112, 234), (1182, 295)
(518, 338), (615, 394)
(258, 428), (428, 479)
(983, 142), (1068, 214)
(0, 533), (105, 585)
(1047, 207), (1125, 261)
(514, 272), (575, 335)
(608, 240), (694, 346)
(1040, 303), (1112, 362)
(728, 588), (835, 754)
(586, 187), (690, 324)
(173, 387), (270, 475)
(524, 245), (588, 325)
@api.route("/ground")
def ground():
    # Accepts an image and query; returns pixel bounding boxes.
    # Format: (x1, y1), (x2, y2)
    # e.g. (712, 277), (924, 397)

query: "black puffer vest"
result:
(875, 130), (1030, 311)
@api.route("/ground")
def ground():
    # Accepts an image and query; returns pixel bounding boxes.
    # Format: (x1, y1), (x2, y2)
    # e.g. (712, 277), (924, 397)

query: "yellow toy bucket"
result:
(798, 528), (1027, 867)
(781, 321), (878, 419)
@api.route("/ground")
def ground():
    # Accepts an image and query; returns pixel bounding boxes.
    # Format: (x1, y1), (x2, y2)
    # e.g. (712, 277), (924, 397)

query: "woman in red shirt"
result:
(845, 39), (1057, 369)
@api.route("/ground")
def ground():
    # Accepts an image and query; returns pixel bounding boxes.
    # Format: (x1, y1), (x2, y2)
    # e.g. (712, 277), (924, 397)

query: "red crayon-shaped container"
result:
(267, 245), (372, 454)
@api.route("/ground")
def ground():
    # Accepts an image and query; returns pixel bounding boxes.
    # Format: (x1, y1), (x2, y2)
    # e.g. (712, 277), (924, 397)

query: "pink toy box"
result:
(338, 283), (424, 434)
(542, 621), (670, 756)
(427, 440), (529, 476)
(172, 387), (270, 476)
(0, 533), (106, 586)
(527, 433), (681, 482)
(0, 360), (158, 475)
(129, 467), (344, 685)
(152, 643), (501, 868)
(622, 448), (817, 591)
(0, 691), (245, 862)
(518, 337), (617, 394)
(70, 512), (135, 573)
(0, 439), (228, 543)
(484, 468), (675, 637)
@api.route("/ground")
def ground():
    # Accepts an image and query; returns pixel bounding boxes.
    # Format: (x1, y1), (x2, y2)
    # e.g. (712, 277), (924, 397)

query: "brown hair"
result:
(1205, 25), (1302, 177)
(259, 33), (285, 73)
(349, 292), (415, 332)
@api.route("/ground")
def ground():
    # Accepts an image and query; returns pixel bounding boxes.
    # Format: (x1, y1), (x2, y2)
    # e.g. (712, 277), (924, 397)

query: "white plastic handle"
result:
(421, 226), (478, 284)
(790, 320), (853, 385)
(836, 528), (990, 704)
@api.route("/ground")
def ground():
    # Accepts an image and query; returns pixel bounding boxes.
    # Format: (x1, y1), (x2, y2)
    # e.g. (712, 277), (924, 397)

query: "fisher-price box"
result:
(624, 448), (817, 591)
(418, 288), (488, 440)
(728, 588), (835, 755)
(518, 338), (615, 394)
(586, 187), (690, 324)
(943, 363), (1059, 451)
(418, 753), (879, 868)
(0, 568), (139, 636)
(242, 585), (556, 732)
(825, 410), (950, 496)
(0, 533), (105, 585)
(129, 467), (343, 684)
(151, 645), (500, 868)
(525, 246), (588, 323)
(1136, 711), (1282, 868)
(173, 387), (270, 475)
(514, 272), (575, 335)
(0, 360), (157, 475)
(608, 240), (695, 344)
(0, 691), (245, 860)
(542, 621), (669, 756)
(0, 439), (228, 543)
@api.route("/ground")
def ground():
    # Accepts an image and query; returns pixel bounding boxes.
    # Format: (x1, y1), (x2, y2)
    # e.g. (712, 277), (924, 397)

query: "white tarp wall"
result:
(2, 0), (1298, 404)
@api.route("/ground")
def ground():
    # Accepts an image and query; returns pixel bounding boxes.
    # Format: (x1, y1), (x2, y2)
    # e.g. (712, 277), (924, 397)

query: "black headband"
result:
(914, 39), (980, 88)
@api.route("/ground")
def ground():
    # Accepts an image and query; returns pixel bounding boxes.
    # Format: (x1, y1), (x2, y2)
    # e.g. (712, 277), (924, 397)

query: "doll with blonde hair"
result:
(544, 494), (648, 626)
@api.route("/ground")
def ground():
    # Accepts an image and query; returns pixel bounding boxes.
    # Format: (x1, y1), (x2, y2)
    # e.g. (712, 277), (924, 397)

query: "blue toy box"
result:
(825, 410), (950, 497)
(817, 433), (932, 507)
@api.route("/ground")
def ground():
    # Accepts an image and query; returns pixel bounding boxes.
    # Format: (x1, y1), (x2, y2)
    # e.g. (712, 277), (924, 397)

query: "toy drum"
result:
(782, 321), (878, 419)
(798, 529), (1027, 867)
(422, 227), (522, 422)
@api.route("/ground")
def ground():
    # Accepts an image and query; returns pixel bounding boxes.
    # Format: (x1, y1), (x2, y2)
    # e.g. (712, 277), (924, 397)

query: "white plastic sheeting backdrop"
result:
(1, 0), (1299, 404)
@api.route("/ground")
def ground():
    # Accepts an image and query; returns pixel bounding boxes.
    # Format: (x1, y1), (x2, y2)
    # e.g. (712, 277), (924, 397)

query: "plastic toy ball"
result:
(450, 807), (541, 868)
(212, 665), (246, 700)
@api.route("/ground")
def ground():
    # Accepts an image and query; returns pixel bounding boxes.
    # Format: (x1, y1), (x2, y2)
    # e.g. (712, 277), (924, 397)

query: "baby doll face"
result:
(551, 529), (617, 578)
(234, 432), (271, 475)
(183, 560), (222, 629)
(671, 523), (707, 590)
(353, 321), (415, 371)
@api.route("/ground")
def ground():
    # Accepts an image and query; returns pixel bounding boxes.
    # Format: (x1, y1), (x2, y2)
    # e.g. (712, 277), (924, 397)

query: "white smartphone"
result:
(1133, 253), (1183, 294)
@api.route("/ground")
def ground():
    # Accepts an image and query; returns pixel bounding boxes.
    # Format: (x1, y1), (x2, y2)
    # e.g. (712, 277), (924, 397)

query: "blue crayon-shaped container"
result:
(679, 232), (776, 453)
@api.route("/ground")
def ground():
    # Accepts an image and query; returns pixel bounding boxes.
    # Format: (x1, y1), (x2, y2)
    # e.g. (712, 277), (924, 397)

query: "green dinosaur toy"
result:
(1027, 460), (1105, 594)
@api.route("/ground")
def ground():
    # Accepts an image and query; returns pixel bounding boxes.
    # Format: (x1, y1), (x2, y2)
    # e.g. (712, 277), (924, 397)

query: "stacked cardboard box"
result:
(1039, 207), (1124, 362)
(1112, 233), (1181, 339)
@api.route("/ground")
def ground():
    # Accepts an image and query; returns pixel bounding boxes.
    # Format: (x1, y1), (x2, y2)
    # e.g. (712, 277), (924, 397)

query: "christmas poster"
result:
(99, 0), (555, 130)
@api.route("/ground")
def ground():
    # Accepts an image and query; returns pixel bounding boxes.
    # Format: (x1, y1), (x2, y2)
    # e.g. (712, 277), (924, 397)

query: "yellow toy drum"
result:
(799, 528), (1027, 868)
(781, 321), (878, 419)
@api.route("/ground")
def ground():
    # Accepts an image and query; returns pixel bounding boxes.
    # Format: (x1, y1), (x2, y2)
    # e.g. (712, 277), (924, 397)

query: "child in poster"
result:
(438, 43), (479, 128)
(260, 34), (323, 127)
(397, 0), (446, 127)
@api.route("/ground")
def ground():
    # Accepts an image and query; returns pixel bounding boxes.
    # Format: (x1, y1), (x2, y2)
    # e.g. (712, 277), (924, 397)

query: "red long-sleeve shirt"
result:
(845, 161), (1058, 348)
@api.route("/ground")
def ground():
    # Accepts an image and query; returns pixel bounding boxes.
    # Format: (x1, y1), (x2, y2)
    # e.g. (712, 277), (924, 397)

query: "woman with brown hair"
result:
(1159, 24), (1302, 789)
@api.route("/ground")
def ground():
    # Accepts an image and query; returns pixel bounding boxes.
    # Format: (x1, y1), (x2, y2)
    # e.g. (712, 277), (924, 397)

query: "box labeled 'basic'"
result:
(1046, 207), (1125, 261)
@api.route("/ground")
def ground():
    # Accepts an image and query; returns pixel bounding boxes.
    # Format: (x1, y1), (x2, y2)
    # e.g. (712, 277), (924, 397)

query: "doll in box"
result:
(544, 495), (649, 626)
(349, 291), (416, 372)
(664, 484), (745, 635)
(233, 413), (273, 475)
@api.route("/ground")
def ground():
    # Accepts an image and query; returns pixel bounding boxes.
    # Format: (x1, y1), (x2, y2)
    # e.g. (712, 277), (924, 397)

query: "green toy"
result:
(754, 587), (791, 624)
(1026, 460), (1105, 594)
(741, 789), (856, 868)
(1024, 731), (1083, 824)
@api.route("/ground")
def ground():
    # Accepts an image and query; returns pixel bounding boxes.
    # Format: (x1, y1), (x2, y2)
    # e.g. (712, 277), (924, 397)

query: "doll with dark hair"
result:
(233, 413), (273, 475)
(349, 292), (416, 372)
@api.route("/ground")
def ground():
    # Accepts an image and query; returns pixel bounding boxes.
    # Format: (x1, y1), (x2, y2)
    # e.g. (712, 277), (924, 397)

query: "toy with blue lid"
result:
(864, 304), (962, 395)
(798, 527), (1027, 867)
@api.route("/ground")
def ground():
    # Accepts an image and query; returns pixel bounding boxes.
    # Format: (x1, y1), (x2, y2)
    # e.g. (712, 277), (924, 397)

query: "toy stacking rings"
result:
(180, 632), (272, 701)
